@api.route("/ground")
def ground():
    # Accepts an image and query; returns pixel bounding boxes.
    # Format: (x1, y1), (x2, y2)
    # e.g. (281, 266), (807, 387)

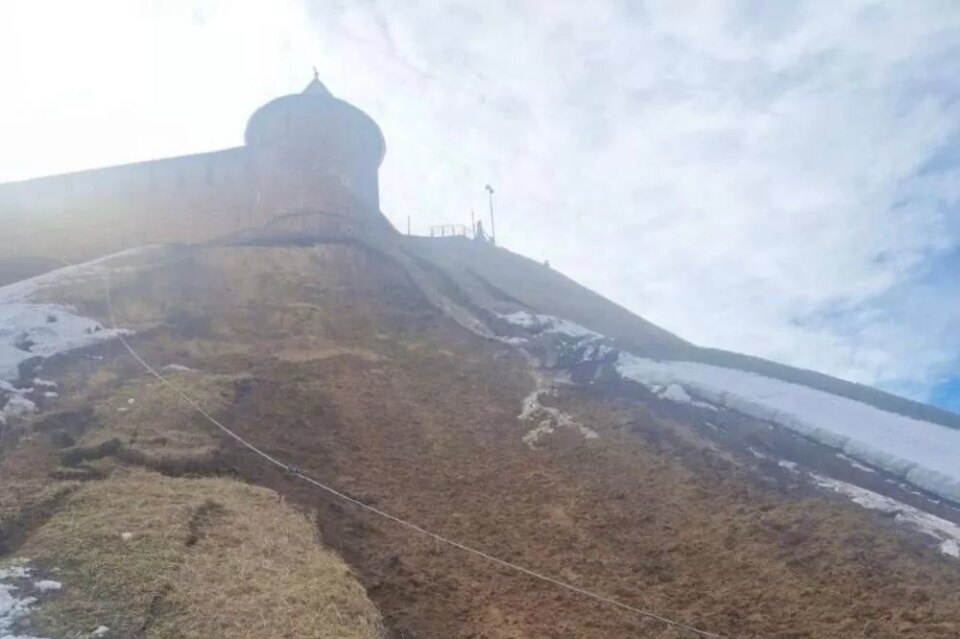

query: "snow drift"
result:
(616, 355), (960, 505)
(500, 311), (960, 506)
(0, 251), (137, 421)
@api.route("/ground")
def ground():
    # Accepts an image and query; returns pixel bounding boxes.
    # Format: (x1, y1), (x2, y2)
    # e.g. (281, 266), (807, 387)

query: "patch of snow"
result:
(0, 561), (51, 639)
(0, 247), (151, 305)
(942, 539), (960, 558)
(616, 355), (960, 504)
(91, 626), (110, 637)
(901, 485), (932, 500)
(519, 387), (599, 447)
(836, 453), (877, 474)
(499, 312), (600, 340)
(0, 566), (28, 581)
(778, 460), (799, 471)
(659, 383), (692, 403)
(42, 392), (57, 399)
(2, 396), (36, 421)
(120, 532), (134, 542)
(576, 342), (614, 365)
(31, 379), (56, 389)
(593, 343), (614, 360)
(0, 252), (141, 402)
(161, 364), (195, 373)
(126, 398), (135, 405)
(0, 303), (127, 384)
(747, 447), (769, 460)
(31, 581), (60, 592)
(810, 474), (960, 559)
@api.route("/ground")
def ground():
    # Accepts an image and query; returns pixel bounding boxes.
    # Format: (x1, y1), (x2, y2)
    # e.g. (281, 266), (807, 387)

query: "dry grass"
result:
(1, 434), (60, 480)
(22, 468), (384, 639)
(0, 432), (79, 553)
(23, 245), (172, 330)
(0, 480), (77, 555)
(1, 327), (383, 638)
(80, 371), (233, 464)
(159, 484), (384, 639)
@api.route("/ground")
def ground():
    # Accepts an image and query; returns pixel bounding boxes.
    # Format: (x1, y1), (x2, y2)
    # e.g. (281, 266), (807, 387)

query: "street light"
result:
(485, 184), (496, 246)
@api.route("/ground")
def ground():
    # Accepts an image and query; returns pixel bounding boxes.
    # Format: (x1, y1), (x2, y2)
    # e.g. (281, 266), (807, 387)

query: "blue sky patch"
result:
(930, 377), (960, 414)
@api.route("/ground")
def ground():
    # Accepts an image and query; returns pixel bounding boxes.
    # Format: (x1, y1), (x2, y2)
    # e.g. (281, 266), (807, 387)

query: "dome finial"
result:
(302, 68), (332, 97)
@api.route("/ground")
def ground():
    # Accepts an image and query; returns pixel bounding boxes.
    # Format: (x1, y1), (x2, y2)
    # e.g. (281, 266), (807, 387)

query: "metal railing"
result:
(428, 224), (471, 238)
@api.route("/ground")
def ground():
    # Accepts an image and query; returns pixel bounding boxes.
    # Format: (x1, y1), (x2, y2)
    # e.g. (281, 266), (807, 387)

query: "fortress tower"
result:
(244, 72), (387, 236)
(0, 74), (392, 267)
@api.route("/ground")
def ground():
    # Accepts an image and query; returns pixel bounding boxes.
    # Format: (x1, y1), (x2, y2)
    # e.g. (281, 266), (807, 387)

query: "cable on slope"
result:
(98, 264), (727, 639)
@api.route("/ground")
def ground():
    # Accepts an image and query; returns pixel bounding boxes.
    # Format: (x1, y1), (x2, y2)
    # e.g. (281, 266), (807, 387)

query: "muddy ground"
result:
(213, 324), (960, 638)
(4, 244), (960, 638)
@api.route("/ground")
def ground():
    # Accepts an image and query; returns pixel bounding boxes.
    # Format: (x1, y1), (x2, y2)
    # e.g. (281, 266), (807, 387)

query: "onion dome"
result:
(244, 72), (386, 166)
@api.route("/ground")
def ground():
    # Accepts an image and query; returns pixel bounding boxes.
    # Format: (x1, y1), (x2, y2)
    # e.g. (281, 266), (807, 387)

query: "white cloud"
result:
(1, 0), (958, 399)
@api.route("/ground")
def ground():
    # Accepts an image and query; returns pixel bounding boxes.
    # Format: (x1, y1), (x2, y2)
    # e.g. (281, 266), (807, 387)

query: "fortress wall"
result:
(0, 80), (391, 271)
(0, 148), (262, 262)
(251, 156), (382, 230)
(2, 122), (390, 268)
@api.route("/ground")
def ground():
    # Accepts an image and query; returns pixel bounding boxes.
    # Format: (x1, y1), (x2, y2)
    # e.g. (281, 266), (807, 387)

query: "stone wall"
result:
(0, 148), (253, 262)
(0, 144), (389, 265)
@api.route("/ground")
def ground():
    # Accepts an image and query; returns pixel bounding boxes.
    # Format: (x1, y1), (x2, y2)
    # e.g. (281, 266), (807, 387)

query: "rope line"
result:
(99, 267), (727, 639)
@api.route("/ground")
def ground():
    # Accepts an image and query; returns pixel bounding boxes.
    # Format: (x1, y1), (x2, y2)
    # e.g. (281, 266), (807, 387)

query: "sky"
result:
(2, 1), (959, 409)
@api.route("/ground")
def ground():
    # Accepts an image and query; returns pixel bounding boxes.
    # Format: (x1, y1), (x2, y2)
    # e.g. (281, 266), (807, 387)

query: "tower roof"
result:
(302, 68), (332, 97)
(244, 71), (386, 166)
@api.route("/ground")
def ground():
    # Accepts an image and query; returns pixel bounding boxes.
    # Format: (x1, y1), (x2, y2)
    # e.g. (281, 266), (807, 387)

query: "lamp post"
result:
(485, 184), (496, 246)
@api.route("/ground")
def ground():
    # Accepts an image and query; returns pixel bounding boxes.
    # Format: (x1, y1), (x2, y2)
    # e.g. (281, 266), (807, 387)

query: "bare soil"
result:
(213, 321), (960, 639)
(6, 243), (960, 638)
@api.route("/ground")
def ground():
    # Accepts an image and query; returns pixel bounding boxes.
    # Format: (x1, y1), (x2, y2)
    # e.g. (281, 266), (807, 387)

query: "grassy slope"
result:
(23, 469), (382, 639)
(402, 236), (689, 350)
(3, 241), (960, 638)
(403, 235), (960, 429)
(0, 307), (384, 638)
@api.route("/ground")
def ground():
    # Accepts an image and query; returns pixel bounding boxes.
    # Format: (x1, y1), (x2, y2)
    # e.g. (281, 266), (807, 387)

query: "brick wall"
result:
(0, 142), (388, 264)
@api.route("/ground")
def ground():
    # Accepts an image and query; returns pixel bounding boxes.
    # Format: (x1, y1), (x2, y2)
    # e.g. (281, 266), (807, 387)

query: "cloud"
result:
(317, 0), (960, 397)
(1, 0), (959, 401)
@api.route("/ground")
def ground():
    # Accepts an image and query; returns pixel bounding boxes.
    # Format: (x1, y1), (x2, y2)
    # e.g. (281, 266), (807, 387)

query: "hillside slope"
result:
(1, 238), (959, 638)
(403, 236), (960, 431)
